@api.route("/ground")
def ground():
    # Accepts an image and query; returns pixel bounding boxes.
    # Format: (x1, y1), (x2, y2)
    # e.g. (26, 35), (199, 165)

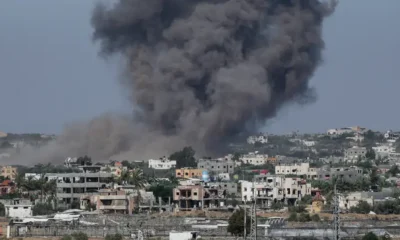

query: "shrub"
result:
(288, 212), (297, 222)
(298, 213), (311, 222)
(105, 234), (123, 240)
(311, 214), (320, 222)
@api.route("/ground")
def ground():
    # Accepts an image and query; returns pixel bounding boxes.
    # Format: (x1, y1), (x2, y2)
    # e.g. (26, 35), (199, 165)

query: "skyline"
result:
(0, 0), (399, 135)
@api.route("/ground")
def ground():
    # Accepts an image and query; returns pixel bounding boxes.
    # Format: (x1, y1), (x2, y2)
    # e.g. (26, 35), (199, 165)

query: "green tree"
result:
(370, 168), (379, 186)
(270, 201), (283, 211)
(121, 160), (132, 169)
(362, 232), (379, 240)
(105, 234), (123, 240)
(366, 149), (376, 160)
(71, 232), (88, 240)
(32, 203), (55, 216)
(227, 208), (250, 236)
(311, 214), (320, 222)
(169, 147), (196, 168)
(288, 212), (297, 222)
(350, 200), (372, 214)
(298, 213), (311, 222)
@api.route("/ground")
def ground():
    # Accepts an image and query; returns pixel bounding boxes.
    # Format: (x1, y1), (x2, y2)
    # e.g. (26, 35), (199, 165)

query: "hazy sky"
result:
(0, 0), (399, 135)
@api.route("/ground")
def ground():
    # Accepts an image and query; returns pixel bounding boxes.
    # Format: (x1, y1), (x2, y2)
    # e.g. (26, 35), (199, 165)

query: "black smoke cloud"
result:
(12, 0), (337, 164)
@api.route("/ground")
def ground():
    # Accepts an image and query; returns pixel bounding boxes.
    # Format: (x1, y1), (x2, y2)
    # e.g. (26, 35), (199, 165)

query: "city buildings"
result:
(247, 133), (268, 144)
(148, 157), (177, 170)
(275, 163), (317, 179)
(4, 199), (33, 219)
(80, 189), (135, 214)
(0, 166), (17, 180)
(240, 152), (268, 165)
(173, 184), (227, 210)
(175, 168), (203, 179)
(197, 158), (235, 174)
(0, 180), (15, 196)
(317, 166), (363, 183)
(344, 146), (367, 162)
(46, 171), (113, 205)
(240, 175), (311, 208)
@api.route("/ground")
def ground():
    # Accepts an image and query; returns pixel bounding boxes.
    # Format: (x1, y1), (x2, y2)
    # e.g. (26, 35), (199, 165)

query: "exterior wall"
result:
(339, 192), (373, 211)
(203, 182), (238, 195)
(1, 166), (17, 180)
(240, 176), (310, 205)
(46, 172), (113, 203)
(175, 169), (203, 179)
(173, 186), (204, 201)
(148, 159), (176, 170)
(275, 163), (317, 179)
(317, 166), (363, 183)
(344, 147), (367, 162)
(240, 153), (268, 166)
(197, 159), (235, 174)
(5, 205), (32, 218)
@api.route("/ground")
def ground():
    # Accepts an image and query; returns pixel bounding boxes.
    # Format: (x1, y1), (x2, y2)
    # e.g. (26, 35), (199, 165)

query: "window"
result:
(176, 192), (180, 195)
(244, 188), (247, 191)
(23, 207), (28, 209)
(194, 192), (197, 196)
(13, 207), (18, 209)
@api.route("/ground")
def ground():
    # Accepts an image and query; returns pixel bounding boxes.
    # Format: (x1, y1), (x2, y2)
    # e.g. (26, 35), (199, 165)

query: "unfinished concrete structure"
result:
(81, 189), (135, 214)
(173, 185), (227, 210)
(241, 175), (311, 208)
(46, 171), (113, 205)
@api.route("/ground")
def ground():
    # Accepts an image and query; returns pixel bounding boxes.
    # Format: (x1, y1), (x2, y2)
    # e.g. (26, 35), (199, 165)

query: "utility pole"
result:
(248, 179), (257, 240)
(333, 183), (340, 240)
(244, 202), (247, 240)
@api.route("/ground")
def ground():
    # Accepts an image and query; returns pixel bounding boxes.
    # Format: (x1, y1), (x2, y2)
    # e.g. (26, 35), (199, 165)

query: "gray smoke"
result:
(11, 0), (337, 164)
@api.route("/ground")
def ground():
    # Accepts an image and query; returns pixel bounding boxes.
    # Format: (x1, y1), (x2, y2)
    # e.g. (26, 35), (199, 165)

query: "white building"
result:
(4, 199), (33, 219)
(148, 157), (176, 170)
(344, 146), (367, 162)
(339, 192), (373, 211)
(384, 130), (400, 143)
(247, 133), (268, 144)
(302, 140), (316, 147)
(241, 176), (311, 207)
(373, 144), (396, 159)
(327, 126), (368, 136)
(24, 173), (42, 180)
(347, 132), (365, 142)
(275, 163), (317, 179)
(240, 152), (268, 165)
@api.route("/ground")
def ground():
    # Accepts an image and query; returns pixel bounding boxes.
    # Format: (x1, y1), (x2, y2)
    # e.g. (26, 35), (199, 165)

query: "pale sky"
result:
(0, 0), (399, 135)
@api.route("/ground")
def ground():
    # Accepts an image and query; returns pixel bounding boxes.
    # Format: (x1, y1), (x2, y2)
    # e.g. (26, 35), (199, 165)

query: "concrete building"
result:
(173, 185), (227, 210)
(203, 181), (238, 196)
(240, 152), (268, 166)
(148, 157), (176, 170)
(4, 199), (32, 219)
(80, 189), (135, 214)
(0, 166), (17, 180)
(317, 166), (363, 183)
(275, 163), (317, 179)
(175, 168), (203, 179)
(384, 130), (400, 143)
(344, 146), (367, 162)
(339, 192), (374, 211)
(327, 126), (368, 136)
(302, 140), (316, 147)
(373, 144), (396, 159)
(197, 158), (235, 174)
(0, 180), (15, 196)
(247, 133), (268, 144)
(240, 176), (311, 208)
(45, 172), (113, 205)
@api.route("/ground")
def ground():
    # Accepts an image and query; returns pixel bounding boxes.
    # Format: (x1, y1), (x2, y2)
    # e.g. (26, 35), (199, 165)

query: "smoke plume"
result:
(12, 0), (337, 164)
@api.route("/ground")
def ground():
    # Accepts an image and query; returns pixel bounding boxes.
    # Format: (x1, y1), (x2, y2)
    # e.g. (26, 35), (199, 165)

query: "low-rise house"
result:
(173, 185), (228, 210)
(275, 163), (317, 179)
(80, 189), (135, 214)
(203, 182), (238, 196)
(4, 199), (32, 219)
(0, 166), (17, 180)
(148, 157), (176, 170)
(373, 145), (396, 159)
(0, 180), (15, 196)
(176, 168), (203, 179)
(241, 175), (311, 208)
(384, 130), (400, 143)
(317, 166), (363, 183)
(339, 192), (374, 211)
(197, 158), (235, 174)
(344, 146), (367, 162)
(247, 133), (268, 144)
(240, 152), (268, 166)
(302, 140), (316, 147)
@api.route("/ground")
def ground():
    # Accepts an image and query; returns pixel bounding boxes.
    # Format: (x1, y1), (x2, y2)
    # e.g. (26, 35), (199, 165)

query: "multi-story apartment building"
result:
(173, 185), (227, 210)
(175, 168), (203, 179)
(148, 157), (176, 170)
(344, 146), (367, 162)
(275, 163), (317, 179)
(240, 175), (311, 208)
(373, 144), (396, 159)
(1, 166), (17, 180)
(317, 166), (363, 183)
(197, 158), (235, 174)
(46, 172), (113, 205)
(203, 181), (238, 196)
(240, 152), (268, 166)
